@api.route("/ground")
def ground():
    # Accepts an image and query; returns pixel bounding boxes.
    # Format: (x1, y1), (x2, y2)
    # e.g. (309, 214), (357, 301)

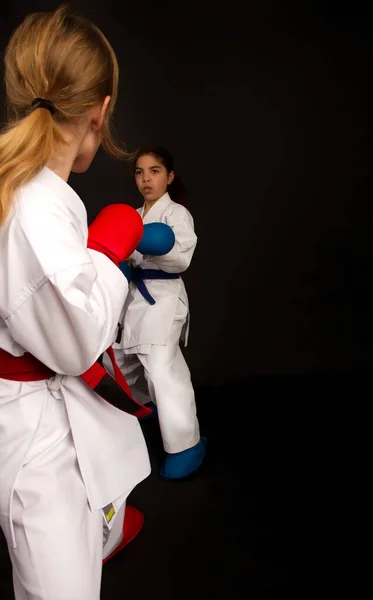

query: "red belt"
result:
(0, 347), (151, 418)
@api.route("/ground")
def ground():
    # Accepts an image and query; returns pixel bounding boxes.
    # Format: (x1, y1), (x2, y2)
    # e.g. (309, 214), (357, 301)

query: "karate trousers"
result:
(114, 299), (200, 454)
(1, 395), (127, 600)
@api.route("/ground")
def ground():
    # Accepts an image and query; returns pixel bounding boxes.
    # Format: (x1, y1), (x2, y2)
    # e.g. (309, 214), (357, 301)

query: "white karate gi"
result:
(113, 192), (200, 454)
(0, 167), (150, 599)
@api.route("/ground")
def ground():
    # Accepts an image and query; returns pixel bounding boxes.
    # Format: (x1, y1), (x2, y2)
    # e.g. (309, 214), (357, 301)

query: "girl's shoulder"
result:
(15, 167), (86, 227)
(164, 199), (193, 222)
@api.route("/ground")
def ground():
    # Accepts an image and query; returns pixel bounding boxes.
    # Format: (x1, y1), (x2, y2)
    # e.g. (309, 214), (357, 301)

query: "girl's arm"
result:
(3, 211), (127, 376)
(143, 206), (197, 273)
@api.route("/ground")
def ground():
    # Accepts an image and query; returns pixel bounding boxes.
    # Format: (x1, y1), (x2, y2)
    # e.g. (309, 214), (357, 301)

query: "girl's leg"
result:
(137, 300), (200, 455)
(9, 427), (103, 600)
(112, 349), (151, 406)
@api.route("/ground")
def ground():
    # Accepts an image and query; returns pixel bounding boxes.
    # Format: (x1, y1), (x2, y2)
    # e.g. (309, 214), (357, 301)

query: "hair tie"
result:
(31, 98), (56, 115)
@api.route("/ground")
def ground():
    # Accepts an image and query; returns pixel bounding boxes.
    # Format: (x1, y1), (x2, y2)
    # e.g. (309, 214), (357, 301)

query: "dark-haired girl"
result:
(114, 146), (207, 480)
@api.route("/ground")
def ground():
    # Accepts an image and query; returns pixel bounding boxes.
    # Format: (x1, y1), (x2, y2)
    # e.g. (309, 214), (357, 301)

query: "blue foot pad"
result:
(160, 437), (208, 479)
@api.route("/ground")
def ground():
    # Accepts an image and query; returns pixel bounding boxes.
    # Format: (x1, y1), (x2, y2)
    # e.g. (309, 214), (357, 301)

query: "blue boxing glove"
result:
(119, 261), (132, 282)
(136, 222), (175, 256)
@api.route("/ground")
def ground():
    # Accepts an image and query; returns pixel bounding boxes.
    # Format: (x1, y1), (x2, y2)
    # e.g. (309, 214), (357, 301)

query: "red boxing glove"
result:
(87, 204), (144, 265)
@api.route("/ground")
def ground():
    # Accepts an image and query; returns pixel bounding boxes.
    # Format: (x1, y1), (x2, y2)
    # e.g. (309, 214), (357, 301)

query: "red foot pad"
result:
(103, 505), (145, 565)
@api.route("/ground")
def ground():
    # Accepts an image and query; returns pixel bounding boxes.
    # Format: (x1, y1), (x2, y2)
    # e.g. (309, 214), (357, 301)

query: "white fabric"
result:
(116, 192), (197, 351)
(0, 168), (150, 598)
(113, 299), (200, 454)
(7, 390), (128, 600)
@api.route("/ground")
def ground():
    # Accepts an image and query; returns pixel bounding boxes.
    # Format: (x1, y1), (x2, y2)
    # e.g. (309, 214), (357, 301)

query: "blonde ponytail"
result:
(0, 4), (128, 225)
(0, 106), (65, 224)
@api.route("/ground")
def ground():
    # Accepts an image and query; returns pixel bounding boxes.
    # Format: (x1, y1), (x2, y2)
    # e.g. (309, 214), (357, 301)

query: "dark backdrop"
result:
(1, 0), (372, 387)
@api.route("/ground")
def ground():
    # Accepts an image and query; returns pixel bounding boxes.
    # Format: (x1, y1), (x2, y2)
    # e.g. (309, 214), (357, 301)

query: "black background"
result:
(1, 0), (372, 387)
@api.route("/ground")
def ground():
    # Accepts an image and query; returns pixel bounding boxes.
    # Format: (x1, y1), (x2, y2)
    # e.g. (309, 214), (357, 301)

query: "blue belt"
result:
(131, 267), (180, 305)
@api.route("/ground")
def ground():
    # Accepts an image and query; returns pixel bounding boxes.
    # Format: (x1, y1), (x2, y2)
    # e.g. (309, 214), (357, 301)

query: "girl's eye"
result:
(152, 169), (159, 174)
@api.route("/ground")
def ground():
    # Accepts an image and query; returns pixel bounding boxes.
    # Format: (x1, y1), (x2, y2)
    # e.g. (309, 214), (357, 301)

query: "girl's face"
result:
(134, 154), (174, 202)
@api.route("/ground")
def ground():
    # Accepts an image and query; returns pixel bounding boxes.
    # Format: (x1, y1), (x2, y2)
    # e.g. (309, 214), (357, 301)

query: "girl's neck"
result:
(45, 119), (90, 182)
(143, 196), (160, 217)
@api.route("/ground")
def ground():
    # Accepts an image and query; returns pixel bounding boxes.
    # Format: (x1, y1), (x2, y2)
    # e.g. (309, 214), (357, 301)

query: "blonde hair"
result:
(0, 4), (125, 224)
